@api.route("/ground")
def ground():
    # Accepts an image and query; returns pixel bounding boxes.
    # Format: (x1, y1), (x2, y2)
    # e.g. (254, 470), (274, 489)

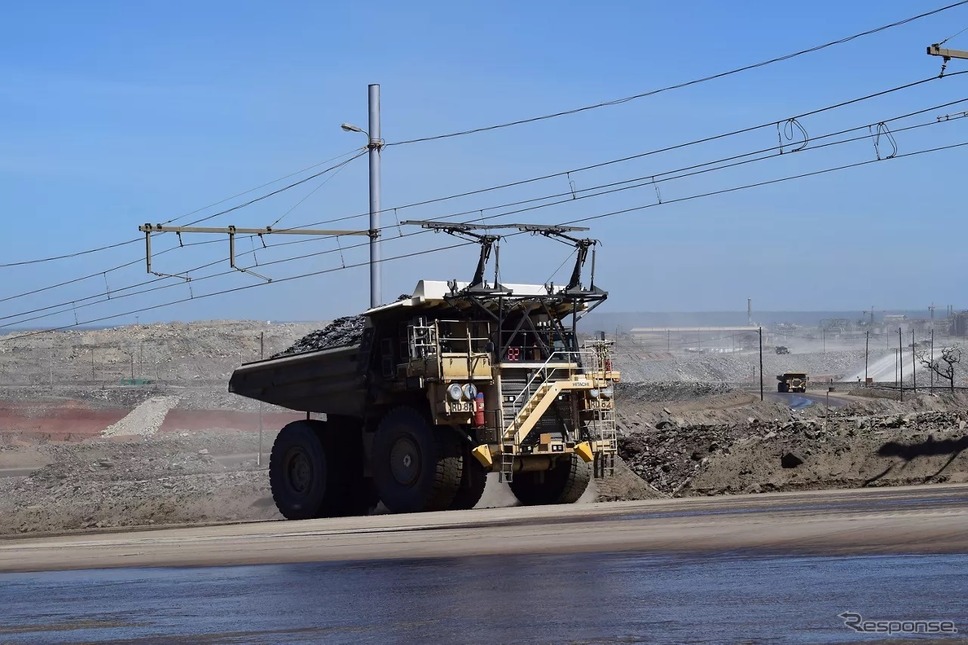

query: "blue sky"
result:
(2, 0), (968, 327)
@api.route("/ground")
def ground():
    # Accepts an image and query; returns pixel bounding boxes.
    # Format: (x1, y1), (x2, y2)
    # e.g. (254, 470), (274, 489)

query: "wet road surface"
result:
(1, 552), (965, 644)
(3, 484), (968, 573)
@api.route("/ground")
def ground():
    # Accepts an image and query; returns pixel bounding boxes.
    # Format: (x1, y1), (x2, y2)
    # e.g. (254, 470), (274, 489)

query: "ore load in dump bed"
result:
(229, 223), (621, 519)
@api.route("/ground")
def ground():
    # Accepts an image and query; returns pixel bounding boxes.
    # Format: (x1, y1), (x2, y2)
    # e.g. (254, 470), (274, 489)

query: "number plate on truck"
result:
(449, 401), (473, 413)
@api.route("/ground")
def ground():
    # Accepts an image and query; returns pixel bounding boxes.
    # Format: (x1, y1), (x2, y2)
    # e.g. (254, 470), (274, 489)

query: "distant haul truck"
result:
(229, 223), (620, 519)
(777, 372), (808, 393)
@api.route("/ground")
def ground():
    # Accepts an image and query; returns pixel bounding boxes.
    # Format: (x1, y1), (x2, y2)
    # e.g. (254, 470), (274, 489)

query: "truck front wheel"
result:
(373, 406), (463, 513)
(269, 420), (347, 520)
(449, 439), (487, 510)
(509, 454), (590, 506)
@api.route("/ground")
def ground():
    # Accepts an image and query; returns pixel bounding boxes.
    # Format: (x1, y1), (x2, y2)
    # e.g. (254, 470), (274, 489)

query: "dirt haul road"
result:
(2, 483), (967, 573)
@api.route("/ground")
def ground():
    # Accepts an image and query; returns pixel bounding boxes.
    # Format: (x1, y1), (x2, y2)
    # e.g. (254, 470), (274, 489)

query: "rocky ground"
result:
(616, 388), (968, 496)
(1, 321), (968, 537)
(0, 433), (280, 534)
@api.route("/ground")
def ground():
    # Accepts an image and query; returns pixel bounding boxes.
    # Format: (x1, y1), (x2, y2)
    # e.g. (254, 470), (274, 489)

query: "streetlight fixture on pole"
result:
(341, 83), (383, 309)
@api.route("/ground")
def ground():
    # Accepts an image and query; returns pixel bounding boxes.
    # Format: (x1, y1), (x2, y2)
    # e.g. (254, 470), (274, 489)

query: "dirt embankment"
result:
(617, 385), (968, 496)
(0, 432), (282, 534)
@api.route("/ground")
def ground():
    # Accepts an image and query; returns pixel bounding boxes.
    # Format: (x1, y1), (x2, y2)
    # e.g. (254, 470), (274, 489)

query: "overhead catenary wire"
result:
(268, 154), (357, 228)
(563, 139), (968, 228)
(0, 147), (366, 269)
(385, 1), (968, 146)
(443, 104), (968, 226)
(2, 68), (959, 303)
(938, 24), (968, 44)
(165, 147), (364, 227)
(4, 136), (967, 339)
(383, 97), (968, 228)
(4, 98), (966, 329)
(0, 240), (475, 342)
(5, 70), (967, 326)
(178, 149), (367, 227)
(292, 72), (967, 231)
(3, 0), (965, 272)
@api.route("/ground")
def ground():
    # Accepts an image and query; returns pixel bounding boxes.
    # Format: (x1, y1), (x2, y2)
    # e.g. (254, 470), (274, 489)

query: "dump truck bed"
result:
(228, 344), (366, 416)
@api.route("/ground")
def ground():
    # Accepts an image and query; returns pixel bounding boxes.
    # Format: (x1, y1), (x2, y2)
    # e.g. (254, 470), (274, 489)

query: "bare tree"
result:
(917, 347), (962, 393)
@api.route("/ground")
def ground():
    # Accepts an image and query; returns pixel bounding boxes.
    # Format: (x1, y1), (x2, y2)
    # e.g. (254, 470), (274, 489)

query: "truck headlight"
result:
(461, 383), (478, 400)
(447, 383), (463, 401)
(589, 388), (600, 399)
(601, 386), (614, 399)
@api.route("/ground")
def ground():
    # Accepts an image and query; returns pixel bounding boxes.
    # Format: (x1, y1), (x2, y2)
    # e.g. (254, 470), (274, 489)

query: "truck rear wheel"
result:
(509, 454), (590, 506)
(269, 420), (348, 520)
(449, 440), (487, 510)
(373, 406), (463, 513)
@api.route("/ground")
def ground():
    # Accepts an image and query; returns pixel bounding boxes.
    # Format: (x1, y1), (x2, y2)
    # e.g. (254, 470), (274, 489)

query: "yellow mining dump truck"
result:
(229, 222), (620, 519)
(777, 372), (808, 393)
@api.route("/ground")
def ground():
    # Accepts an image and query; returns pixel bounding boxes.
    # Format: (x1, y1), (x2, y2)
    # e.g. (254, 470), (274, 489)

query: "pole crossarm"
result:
(137, 224), (369, 283)
(927, 44), (968, 59)
(928, 44), (968, 77)
(138, 224), (369, 236)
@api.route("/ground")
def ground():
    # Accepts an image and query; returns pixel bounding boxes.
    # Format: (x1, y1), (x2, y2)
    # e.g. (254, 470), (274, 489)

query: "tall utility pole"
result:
(865, 330), (870, 386)
(758, 327), (764, 401)
(911, 329), (916, 393)
(367, 84), (383, 308)
(930, 328), (935, 392)
(898, 327), (903, 402)
(894, 349), (898, 388)
(340, 85), (384, 307)
(258, 331), (265, 467)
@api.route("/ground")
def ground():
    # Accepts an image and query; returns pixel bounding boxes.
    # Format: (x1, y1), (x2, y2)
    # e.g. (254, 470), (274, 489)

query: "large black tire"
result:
(449, 439), (488, 510)
(778, 382), (788, 393)
(509, 454), (590, 506)
(372, 406), (463, 513)
(269, 420), (349, 520)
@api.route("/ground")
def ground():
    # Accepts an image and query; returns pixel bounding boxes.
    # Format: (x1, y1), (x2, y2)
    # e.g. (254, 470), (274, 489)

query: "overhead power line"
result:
(164, 147), (364, 227)
(4, 135), (966, 339)
(0, 147), (365, 270)
(938, 24), (968, 45)
(181, 150), (367, 227)
(292, 72), (965, 230)
(3, 2), (964, 271)
(0, 59), (957, 278)
(0, 238), (141, 269)
(385, 1), (968, 146)
(564, 140), (968, 228)
(3, 72), (964, 322)
(5, 93), (966, 329)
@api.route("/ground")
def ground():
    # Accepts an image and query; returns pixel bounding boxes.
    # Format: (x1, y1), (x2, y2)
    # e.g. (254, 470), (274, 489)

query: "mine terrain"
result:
(1, 320), (966, 536)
